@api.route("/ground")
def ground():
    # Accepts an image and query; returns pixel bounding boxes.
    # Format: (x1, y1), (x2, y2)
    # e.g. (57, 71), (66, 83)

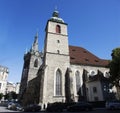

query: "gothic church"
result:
(19, 10), (110, 107)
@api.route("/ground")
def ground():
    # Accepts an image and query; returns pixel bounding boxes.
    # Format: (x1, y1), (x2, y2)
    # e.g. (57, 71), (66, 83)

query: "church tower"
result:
(41, 10), (70, 104)
(20, 33), (42, 100)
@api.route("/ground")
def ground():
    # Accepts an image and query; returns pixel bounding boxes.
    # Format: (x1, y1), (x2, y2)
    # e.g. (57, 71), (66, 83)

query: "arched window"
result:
(34, 59), (38, 67)
(75, 71), (80, 93)
(56, 25), (61, 33)
(56, 69), (62, 96)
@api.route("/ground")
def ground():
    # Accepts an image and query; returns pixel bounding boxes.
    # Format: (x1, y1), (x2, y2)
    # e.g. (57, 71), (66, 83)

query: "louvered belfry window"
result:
(56, 25), (61, 33)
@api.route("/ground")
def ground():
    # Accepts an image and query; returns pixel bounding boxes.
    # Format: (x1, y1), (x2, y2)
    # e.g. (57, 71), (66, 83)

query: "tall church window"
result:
(56, 25), (61, 33)
(56, 69), (62, 96)
(75, 71), (80, 93)
(34, 59), (38, 67)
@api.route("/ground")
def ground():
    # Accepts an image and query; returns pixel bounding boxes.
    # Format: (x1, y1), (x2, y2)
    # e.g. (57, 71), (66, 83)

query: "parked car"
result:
(7, 102), (23, 111)
(106, 100), (120, 110)
(67, 102), (93, 111)
(16, 104), (23, 111)
(23, 104), (41, 112)
(7, 102), (16, 110)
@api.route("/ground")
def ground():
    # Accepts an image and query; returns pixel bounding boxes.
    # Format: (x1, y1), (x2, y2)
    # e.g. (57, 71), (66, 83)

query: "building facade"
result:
(0, 65), (9, 95)
(20, 11), (111, 107)
(6, 82), (20, 94)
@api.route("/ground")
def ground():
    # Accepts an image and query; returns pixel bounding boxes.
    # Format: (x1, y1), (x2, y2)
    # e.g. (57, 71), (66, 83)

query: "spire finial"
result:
(52, 7), (59, 17)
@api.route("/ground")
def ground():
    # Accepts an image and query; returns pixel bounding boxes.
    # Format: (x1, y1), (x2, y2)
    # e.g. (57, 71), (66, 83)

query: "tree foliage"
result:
(4, 91), (18, 100)
(109, 47), (120, 87)
(0, 93), (3, 100)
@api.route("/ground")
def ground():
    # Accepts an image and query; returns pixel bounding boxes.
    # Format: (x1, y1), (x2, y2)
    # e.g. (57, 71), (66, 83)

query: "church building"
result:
(19, 10), (111, 107)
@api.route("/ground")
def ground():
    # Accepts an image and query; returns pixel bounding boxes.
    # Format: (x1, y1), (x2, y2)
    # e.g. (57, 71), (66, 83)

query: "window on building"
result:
(56, 25), (61, 33)
(57, 50), (60, 54)
(57, 40), (60, 43)
(56, 69), (62, 96)
(34, 59), (38, 67)
(93, 87), (97, 93)
(75, 71), (80, 93)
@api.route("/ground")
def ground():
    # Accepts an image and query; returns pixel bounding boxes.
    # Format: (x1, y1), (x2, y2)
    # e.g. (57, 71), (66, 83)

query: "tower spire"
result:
(30, 32), (39, 53)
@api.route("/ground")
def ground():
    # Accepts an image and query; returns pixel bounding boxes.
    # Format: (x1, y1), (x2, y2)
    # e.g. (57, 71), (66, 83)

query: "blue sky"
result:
(0, 0), (120, 83)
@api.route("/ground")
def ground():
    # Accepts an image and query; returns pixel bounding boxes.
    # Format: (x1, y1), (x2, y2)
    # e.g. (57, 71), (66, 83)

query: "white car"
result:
(106, 100), (120, 110)
(7, 102), (23, 111)
(7, 102), (16, 110)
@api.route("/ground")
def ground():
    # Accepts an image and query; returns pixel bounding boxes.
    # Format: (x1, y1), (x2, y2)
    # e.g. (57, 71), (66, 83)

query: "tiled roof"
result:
(69, 45), (109, 67)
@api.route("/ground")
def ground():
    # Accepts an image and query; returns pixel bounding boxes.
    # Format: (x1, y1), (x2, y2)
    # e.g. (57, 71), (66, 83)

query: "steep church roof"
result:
(69, 45), (109, 67)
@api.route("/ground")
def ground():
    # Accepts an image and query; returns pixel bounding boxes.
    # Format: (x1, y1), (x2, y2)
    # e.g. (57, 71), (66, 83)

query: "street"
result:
(0, 106), (120, 113)
(0, 106), (19, 112)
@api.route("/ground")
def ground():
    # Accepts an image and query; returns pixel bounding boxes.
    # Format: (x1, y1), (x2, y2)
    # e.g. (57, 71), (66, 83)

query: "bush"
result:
(89, 101), (106, 108)
(46, 102), (76, 112)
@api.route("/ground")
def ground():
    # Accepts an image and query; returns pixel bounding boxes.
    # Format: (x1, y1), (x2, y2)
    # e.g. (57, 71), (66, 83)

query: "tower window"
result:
(57, 40), (60, 43)
(34, 59), (38, 67)
(57, 50), (60, 54)
(56, 25), (61, 33)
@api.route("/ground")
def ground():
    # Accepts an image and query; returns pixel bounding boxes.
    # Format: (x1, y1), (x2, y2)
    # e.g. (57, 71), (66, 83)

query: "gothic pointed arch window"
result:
(75, 71), (80, 94)
(55, 69), (62, 96)
(56, 25), (61, 33)
(34, 59), (38, 67)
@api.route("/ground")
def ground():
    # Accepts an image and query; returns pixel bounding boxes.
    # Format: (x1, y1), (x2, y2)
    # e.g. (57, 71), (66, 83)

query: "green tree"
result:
(11, 91), (17, 100)
(109, 48), (120, 99)
(4, 91), (18, 101)
(4, 93), (9, 100)
(0, 93), (3, 100)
